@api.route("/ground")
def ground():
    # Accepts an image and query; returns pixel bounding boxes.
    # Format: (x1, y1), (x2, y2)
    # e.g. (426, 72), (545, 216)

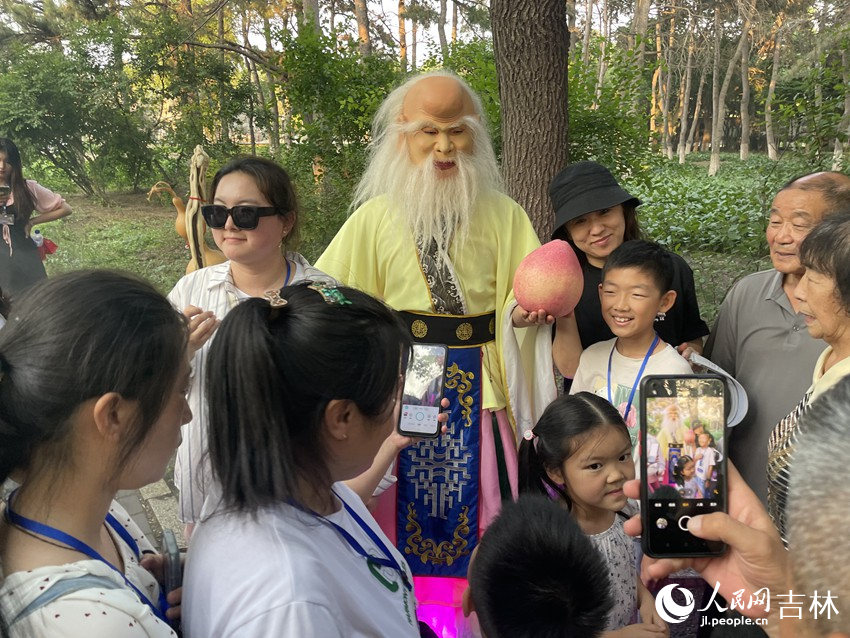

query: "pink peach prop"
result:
(513, 240), (584, 318)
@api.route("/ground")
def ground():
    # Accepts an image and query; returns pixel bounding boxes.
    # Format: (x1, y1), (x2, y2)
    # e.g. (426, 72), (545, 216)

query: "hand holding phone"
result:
(397, 343), (448, 438)
(640, 374), (727, 558)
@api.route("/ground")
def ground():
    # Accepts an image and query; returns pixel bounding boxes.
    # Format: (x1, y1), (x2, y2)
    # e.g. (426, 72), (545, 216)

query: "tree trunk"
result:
(632, 0), (651, 72)
(566, 0), (579, 52)
(399, 0), (407, 72)
(661, 11), (676, 159)
(686, 56), (707, 157)
(765, 28), (782, 161)
(437, 0), (449, 59)
(491, 0), (569, 240)
(354, 0), (372, 56)
(218, 11), (229, 143)
(411, 12), (418, 70)
(832, 49), (850, 170)
(329, 0), (336, 31)
(242, 13), (268, 150)
(740, 27), (750, 160)
(677, 21), (695, 163)
(262, 16), (280, 156)
(708, 17), (748, 176)
(451, 0), (457, 44)
(592, 0), (608, 107)
(303, 0), (320, 31)
(649, 20), (662, 141)
(581, 0), (593, 64)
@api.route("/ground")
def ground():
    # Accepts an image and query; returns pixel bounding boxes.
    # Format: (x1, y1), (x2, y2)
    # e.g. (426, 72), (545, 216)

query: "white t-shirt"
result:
(695, 447), (720, 481)
(183, 482), (419, 638)
(571, 338), (693, 450)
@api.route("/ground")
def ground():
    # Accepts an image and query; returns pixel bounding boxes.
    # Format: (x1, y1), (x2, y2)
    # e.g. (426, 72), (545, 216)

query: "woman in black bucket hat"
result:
(549, 161), (709, 382)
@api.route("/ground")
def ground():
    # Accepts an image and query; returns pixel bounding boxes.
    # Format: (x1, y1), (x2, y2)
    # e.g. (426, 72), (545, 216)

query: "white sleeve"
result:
(227, 601), (343, 638)
(569, 353), (591, 395)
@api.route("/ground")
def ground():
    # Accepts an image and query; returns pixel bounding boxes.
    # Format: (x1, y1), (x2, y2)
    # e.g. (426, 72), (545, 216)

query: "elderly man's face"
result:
(401, 76), (476, 178)
(766, 188), (829, 276)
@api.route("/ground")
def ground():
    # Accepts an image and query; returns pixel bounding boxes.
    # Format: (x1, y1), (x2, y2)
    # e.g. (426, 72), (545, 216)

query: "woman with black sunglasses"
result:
(167, 157), (334, 539)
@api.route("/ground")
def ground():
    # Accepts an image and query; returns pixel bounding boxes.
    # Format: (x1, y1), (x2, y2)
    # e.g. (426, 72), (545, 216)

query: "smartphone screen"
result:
(397, 343), (447, 438)
(640, 374), (727, 557)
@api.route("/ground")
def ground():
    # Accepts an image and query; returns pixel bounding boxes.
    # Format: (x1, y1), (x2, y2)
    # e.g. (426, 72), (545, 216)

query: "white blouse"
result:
(0, 502), (176, 638)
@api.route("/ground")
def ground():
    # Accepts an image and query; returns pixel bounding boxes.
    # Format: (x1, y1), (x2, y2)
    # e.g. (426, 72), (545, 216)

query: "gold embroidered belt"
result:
(399, 310), (496, 347)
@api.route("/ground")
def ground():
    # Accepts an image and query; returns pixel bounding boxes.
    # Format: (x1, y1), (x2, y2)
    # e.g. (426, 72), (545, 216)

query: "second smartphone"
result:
(640, 374), (727, 558)
(397, 343), (448, 438)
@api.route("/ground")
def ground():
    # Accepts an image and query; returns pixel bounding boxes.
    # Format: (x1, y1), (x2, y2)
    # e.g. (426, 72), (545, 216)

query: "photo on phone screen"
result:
(641, 374), (727, 557)
(397, 343), (447, 438)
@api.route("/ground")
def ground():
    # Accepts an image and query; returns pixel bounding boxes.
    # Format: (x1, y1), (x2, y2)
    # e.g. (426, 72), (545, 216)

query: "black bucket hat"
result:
(548, 161), (641, 236)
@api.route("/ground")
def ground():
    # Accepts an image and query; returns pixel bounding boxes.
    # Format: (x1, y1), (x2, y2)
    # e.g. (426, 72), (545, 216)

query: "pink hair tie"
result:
(523, 429), (535, 441)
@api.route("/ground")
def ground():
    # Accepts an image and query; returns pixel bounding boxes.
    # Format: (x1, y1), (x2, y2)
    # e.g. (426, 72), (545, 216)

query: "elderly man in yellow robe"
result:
(316, 70), (556, 617)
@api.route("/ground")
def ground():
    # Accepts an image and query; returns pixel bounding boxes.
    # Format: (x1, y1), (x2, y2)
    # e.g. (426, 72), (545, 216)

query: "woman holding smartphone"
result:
(183, 283), (422, 637)
(0, 138), (72, 297)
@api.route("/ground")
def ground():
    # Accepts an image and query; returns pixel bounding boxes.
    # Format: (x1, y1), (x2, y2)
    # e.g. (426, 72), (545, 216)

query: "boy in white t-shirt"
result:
(570, 240), (693, 453)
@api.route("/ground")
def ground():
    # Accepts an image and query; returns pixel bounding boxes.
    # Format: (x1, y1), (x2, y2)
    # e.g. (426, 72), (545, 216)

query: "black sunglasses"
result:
(201, 205), (285, 230)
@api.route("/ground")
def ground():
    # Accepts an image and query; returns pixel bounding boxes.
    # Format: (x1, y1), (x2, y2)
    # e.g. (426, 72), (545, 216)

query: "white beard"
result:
(385, 152), (486, 262)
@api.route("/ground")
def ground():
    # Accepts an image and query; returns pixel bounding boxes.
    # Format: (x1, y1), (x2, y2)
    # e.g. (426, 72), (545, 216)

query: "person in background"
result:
(550, 161), (708, 382)
(0, 138), (72, 297)
(705, 171), (850, 505)
(0, 270), (188, 637)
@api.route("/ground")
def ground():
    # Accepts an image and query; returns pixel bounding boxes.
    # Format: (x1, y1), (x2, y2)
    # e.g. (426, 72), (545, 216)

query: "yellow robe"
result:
(316, 191), (555, 435)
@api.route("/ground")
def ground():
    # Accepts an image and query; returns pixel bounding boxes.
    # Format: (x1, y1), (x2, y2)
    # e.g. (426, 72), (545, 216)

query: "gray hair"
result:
(788, 375), (850, 636)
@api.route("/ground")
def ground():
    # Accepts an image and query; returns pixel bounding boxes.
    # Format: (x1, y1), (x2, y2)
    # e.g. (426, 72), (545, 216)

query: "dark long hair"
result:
(0, 270), (187, 486)
(518, 392), (630, 511)
(0, 287), (8, 318)
(210, 156), (301, 249)
(205, 282), (410, 513)
(0, 138), (35, 223)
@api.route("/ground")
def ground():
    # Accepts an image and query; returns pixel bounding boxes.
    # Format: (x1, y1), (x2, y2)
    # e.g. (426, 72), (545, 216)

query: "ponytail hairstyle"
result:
(0, 270), (187, 486)
(672, 455), (694, 487)
(206, 282), (410, 513)
(518, 392), (629, 511)
(0, 138), (35, 223)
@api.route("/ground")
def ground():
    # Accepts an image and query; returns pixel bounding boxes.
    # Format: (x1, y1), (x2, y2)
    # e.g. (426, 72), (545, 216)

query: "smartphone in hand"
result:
(397, 343), (448, 438)
(640, 374), (727, 558)
(161, 528), (182, 594)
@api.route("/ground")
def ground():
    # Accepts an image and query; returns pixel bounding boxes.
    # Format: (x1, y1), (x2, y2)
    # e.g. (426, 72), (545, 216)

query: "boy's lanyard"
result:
(308, 490), (412, 592)
(5, 492), (170, 624)
(607, 333), (660, 421)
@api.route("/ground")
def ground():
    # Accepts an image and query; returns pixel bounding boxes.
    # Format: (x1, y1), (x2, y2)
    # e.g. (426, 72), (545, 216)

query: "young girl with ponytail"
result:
(518, 393), (667, 636)
(0, 270), (190, 637)
(182, 283), (423, 637)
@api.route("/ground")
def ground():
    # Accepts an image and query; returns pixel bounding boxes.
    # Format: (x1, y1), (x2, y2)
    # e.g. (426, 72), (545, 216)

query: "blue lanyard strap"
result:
(308, 490), (412, 592)
(5, 493), (170, 624)
(607, 333), (660, 421)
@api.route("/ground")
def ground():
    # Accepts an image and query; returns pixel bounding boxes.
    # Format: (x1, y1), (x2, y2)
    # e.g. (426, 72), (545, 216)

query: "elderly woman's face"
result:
(794, 268), (850, 346)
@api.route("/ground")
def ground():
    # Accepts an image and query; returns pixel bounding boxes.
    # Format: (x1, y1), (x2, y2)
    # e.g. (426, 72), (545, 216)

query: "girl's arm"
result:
(637, 580), (668, 633)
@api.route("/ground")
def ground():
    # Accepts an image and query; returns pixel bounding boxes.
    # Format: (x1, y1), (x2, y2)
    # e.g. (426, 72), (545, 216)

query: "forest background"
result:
(2, 0), (849, 323)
